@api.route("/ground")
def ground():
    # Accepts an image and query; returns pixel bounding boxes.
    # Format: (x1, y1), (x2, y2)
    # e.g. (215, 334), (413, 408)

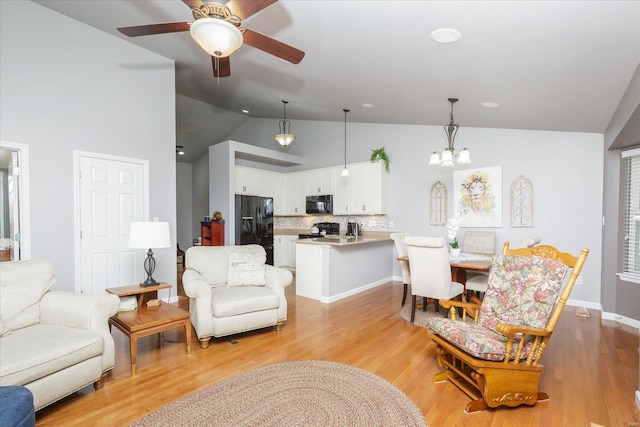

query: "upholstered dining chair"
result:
(390, 232), (411, 306)
(465, 236), (541, 297)
(405, 236), (464, 324)
(461, 231), (496, 296)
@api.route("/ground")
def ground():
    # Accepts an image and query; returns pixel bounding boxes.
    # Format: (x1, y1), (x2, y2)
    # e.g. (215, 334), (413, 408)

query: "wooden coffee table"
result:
(109, 301), (192, 375)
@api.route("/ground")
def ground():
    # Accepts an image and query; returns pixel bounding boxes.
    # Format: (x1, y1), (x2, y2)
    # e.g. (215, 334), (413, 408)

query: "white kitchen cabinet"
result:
(285, 171), (306, 215)
(305, 168), (335, 196)
(332, 161), (388, 214)
(269, 172), (286, 215)
(274, 235), (297, 269)
(235, 166), (260, 195)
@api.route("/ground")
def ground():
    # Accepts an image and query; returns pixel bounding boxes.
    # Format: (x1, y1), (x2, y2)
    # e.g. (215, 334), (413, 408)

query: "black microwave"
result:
(306, 195), (333, 214)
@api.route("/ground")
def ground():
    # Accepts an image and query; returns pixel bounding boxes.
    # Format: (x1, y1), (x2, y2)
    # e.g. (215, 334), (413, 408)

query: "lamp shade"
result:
(190, 18), (243, 58)
(274, 133), (296, 146)
(128, 222), (171, 249)
(457, 148), (471, 164)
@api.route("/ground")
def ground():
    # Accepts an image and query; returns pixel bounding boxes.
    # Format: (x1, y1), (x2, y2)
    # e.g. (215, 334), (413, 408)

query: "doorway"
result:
(0, 141), (31, 262)
(74, 151), (148, 293)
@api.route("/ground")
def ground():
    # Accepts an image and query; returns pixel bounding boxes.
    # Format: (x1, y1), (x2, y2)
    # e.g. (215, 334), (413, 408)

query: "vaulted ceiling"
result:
(35, 0), (640, 162)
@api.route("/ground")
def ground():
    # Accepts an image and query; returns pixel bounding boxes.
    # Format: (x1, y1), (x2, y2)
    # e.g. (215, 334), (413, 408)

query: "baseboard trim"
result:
(567, 298), (640, 330)
(320, 276), (392, 304)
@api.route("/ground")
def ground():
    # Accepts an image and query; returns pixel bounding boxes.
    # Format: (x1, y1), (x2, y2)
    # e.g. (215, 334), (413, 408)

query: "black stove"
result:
(318, 222), (340, 235)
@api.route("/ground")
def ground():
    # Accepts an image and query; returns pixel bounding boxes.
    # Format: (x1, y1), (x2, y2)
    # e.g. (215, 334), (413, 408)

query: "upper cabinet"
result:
(333, 161), (388, 215)
(235, 161), (388, 216)
(235, 166), (286, 214)
(285, 171), (306, 215)
(235, 166), (260, 195)
(305, 168), (335, 196)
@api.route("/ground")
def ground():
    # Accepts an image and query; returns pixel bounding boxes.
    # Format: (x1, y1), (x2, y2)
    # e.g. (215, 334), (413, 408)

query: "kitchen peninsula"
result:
(296, 234), (393, 303)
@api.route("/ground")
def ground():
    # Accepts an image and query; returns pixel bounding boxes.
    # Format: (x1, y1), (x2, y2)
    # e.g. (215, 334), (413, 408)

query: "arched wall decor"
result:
(430, 181), (448, 225)
(510, 175), (533, 227)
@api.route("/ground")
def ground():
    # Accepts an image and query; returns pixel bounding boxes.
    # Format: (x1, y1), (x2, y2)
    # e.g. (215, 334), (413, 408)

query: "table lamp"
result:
(128, 221), (170, 287)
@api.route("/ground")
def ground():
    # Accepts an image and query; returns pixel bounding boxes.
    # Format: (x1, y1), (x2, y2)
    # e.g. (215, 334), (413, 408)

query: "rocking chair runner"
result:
(425, 241), (589, 413)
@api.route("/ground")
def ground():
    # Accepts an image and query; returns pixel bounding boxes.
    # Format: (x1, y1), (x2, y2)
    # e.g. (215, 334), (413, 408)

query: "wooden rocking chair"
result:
(425, 241), (589, 413)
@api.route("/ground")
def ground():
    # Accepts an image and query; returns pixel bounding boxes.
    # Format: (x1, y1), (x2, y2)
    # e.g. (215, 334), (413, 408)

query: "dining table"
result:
(397, 254), (493, 308)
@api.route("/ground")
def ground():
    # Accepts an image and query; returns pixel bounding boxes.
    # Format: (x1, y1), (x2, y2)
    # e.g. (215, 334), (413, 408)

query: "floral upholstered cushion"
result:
(427, 254), (568, 361)
(428, 318), (525, 361)
(478, 255), (568, 332)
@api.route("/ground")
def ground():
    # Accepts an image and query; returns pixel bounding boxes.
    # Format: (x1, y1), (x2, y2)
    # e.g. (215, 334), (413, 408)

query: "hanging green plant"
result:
(370, 147), (390, 172)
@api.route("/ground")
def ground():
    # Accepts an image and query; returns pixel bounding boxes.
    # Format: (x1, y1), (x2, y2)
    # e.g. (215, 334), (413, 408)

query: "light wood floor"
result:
(36, 269), (639, 426)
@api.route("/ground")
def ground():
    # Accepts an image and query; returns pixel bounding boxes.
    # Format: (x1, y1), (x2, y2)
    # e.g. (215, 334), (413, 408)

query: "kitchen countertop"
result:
(295, 235), (391, 246)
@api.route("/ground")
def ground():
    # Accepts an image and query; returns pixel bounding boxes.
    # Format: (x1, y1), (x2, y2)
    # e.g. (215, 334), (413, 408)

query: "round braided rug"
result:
(131, 360), (428, 427)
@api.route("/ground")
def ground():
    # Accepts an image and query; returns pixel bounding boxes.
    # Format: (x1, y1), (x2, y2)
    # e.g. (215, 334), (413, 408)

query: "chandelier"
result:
(273, 100), (296, 148)
(429, 98), (471, 166)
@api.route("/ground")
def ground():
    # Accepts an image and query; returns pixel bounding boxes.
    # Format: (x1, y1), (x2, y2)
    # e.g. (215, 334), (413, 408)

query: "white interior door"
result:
(8, 151), (20, 260)
(78, 154), (146, 293)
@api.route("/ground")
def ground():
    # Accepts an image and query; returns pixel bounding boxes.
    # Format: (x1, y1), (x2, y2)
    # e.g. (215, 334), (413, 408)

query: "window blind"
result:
(621, 148), (640, 280)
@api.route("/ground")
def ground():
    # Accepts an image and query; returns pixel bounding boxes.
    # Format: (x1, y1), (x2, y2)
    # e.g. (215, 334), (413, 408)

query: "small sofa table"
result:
(107, 284), (191, 375)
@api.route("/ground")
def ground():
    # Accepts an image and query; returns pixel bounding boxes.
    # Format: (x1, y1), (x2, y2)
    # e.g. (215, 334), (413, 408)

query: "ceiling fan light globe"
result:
(274, 133), (295, 146)
(190, 18), (243, 58)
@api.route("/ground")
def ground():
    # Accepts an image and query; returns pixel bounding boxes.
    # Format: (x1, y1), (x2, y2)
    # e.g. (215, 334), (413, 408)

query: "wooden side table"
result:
(106, 283), (191, 375)
(106, 282), (171, 307)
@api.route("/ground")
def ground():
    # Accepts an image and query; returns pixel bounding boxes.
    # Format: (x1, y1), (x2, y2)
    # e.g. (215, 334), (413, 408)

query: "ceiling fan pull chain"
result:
(215, 56), (220, 85)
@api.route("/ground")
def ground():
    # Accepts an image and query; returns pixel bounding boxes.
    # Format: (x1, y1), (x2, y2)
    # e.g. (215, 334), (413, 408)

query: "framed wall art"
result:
(453, 166), (502, 227)
(510, 175), (533, 227)
(429, 181), (447, 225)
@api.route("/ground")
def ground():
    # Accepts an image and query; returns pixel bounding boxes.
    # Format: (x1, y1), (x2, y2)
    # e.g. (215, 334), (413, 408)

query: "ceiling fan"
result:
(117, 0), (305, 78)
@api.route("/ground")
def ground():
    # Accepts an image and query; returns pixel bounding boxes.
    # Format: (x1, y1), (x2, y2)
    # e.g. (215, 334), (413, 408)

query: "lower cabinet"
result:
(274, 235), (297, 269)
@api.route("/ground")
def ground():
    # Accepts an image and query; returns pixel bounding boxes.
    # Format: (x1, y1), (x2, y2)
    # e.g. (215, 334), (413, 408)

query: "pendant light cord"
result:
(343, 108), (349, 167)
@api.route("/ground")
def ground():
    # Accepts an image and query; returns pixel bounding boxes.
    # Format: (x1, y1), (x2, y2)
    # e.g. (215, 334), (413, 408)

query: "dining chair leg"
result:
(423, 296), (428, 312)
(410, 295), (417, 324)
(435, 299), (440, 314)
(401, 283), (408, 306)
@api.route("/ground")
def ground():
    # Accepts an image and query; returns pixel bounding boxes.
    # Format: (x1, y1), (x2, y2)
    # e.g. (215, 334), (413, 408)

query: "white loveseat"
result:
(0, 259), (120, 411)
(183, 245), (293, 349)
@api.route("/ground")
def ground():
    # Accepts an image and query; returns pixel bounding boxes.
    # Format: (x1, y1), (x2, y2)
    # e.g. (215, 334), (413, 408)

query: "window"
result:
(621, 148), (640, 283)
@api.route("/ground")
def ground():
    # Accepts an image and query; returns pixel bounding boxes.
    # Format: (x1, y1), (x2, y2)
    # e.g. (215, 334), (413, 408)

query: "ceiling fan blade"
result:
(118, 22), (190, 37)
(212, 56), (231, 78)
(182, 0), (204, 8)
(226, 0), (278, 20)
(243, 28), (305, 64)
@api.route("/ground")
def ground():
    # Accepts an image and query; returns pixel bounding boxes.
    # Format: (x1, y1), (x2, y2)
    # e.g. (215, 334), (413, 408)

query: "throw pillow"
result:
(227, 250), (266, 287)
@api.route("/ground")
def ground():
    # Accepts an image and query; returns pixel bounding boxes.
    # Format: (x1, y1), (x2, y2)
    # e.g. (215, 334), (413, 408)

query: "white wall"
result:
(0, 1), (177, 293)
(176, 162), (193, 250)
(228, 118), (604, 306)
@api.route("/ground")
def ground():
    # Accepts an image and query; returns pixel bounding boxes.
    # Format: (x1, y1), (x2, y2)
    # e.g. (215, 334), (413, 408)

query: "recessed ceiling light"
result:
(361, 103), (375, 108)
(242, 109), (249, 114)
(430, 28), (462, 44)
(481, 101), (500, 109)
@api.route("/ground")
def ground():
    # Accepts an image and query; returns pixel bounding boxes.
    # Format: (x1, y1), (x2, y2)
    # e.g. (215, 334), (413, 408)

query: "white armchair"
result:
(183, 245), (293, 349)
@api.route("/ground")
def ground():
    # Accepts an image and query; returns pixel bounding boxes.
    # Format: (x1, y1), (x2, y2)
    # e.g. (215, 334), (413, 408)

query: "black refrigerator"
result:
(235, 195), (274, 265)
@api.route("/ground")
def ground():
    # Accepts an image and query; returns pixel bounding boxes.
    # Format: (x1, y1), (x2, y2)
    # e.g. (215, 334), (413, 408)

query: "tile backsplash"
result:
(275, 215), (388, 233)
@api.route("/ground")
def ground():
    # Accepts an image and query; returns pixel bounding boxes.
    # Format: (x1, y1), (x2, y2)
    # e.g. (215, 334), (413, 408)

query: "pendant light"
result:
(341, 108), (350, 177)
(273, 100), (296, 148)
(429, 98), (471, 166)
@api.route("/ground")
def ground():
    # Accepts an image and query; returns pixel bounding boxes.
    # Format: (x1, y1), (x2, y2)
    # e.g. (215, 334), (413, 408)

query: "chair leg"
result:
(423, 296), (428, 311)
(410, 295), (417, 324)
(435, 299), (440, 314)
(401, 283), (408, 306)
